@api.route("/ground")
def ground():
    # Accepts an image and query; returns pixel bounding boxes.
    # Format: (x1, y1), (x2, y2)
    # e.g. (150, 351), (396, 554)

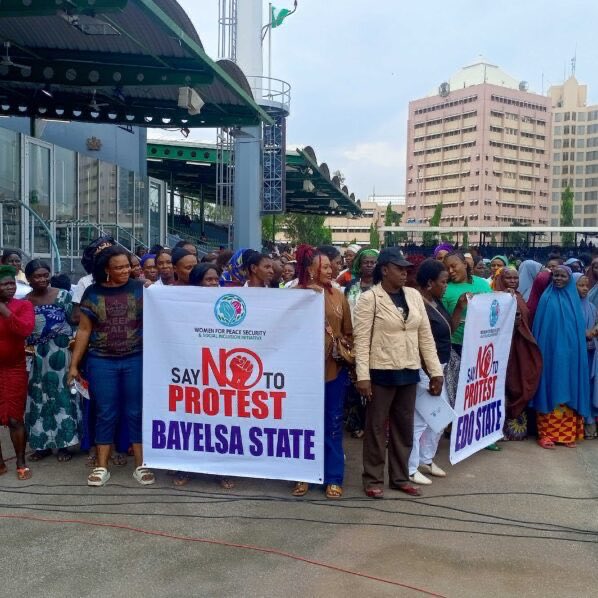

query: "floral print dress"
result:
(25, 290), (81, 450)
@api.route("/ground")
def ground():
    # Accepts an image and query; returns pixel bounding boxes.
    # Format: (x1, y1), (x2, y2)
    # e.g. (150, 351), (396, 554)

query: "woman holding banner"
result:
(442, 251), (491, 357)
(532, 265), (591, 448)
(292, 245), (352, 499)
(494, 267), (543, 441)
(354, 248), (443, 498)
(68, 246), (155, 487)
(408, 259), (452, 485)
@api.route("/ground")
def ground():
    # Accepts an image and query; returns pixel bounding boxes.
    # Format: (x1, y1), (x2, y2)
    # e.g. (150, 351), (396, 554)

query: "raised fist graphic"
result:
(229, 355), (254, 389)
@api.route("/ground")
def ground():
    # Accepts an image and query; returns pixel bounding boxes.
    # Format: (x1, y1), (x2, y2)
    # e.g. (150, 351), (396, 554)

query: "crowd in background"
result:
(0, 238), (596, 497)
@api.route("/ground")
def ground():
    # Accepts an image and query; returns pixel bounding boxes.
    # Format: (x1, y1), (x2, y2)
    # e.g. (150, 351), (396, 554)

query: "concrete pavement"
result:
(0, 430), (597, 597)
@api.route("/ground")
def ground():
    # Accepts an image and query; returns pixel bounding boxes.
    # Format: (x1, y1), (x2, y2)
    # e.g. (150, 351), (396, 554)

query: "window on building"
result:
(575, 204), (582, 214)
(554, 139), (562, 149)
(0, 128), (21, 249)
(584, 204), (597, 214)
(578, 112), (587, 121)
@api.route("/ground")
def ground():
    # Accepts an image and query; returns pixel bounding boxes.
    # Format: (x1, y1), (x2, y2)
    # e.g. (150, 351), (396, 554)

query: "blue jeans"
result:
(86, 353), (143, 445)
(324, 368), (349, 485)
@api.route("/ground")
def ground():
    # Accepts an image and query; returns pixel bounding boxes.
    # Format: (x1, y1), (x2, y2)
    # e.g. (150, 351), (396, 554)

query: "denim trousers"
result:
(86, 353), (143, 445)
(324, 368), (349, 485)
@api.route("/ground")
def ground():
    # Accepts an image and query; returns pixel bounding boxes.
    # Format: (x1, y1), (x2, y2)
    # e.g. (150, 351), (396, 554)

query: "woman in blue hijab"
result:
(532, 266), (591, 448)
(572, 273), (598, 438)
(517, 260), (542, 302)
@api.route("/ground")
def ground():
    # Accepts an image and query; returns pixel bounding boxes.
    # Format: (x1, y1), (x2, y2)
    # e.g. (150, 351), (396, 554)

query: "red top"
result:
(0, 298), (35, 367)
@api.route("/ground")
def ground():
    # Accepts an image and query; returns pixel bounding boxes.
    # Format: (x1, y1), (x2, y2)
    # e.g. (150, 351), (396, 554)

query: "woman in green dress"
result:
(24, 260), (80, 462)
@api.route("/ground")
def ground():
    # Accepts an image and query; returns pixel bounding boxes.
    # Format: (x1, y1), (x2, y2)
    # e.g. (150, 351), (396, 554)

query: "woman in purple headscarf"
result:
(433, 243), (453, 262)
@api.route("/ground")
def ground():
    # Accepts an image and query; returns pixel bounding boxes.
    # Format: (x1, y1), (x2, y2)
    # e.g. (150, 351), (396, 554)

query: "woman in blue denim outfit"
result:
(68, 246), (154, 487)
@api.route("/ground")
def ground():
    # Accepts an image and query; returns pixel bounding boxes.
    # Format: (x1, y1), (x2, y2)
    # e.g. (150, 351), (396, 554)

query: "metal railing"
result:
(245, 75), (291, 112)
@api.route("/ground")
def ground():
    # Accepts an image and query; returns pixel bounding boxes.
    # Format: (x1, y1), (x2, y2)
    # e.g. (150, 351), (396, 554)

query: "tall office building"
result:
(548, 76), (598, 226)
(405, 59), (552, 227)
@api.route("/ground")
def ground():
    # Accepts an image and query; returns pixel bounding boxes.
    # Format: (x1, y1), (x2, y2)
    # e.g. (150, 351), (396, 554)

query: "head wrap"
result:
(346, 244), (361, 254)
(565, 257), (582, 268)
(491, 255), (509, 267)
(554, 264), (573, 277)
(433, 243), (453, 258)
(219, 248), (248, 287)
(493, 266), (518, 292)
(351, 249), (379, 277)
(517, 260), (543, 302)
(140, 253), (156, 267)
(532, 269), (591, 419)
(0, 264), (17, 281)
(171, 247), (193, 266)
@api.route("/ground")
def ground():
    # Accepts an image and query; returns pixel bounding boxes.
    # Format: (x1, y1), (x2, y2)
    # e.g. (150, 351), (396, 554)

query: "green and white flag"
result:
(271, 5), (294, 28)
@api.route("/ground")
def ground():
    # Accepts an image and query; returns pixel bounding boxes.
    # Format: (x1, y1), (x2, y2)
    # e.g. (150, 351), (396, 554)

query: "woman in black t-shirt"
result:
(408, 259), (458, 486)
(68, 246), (154, 488)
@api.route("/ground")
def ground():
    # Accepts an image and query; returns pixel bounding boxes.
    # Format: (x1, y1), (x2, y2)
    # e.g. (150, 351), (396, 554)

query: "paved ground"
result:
(0, 430), (597, 598)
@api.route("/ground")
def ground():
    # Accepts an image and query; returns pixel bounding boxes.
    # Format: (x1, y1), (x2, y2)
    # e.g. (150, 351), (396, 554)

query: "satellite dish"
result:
(439, 82), (450, 97)
(519, 81), (529, 92)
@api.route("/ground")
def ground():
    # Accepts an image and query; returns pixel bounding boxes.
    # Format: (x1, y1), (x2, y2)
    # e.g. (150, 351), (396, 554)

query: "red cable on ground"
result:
(0, 513), (447, 597)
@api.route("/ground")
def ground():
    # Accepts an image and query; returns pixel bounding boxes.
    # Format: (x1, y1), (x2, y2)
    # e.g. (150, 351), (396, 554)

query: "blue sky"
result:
(156, 0), (598, 200)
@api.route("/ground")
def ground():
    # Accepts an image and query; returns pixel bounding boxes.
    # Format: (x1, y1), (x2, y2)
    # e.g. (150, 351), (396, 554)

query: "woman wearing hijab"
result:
(586, 256), (598, 309)
(532, 265), (591, 448)
(219, 248), (250, 287)
(488, 255), (509, 288)
(494, 267), (543, 441)
(527, 271), (552, 324)
(573, 273), (598, 439)
(517, 260), (543, 302)
(433, 243), (453, 262)
(0, 265), (35, 480)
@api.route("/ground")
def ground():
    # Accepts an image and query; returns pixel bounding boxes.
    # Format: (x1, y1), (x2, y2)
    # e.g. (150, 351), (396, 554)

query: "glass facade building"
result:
(0, 123), (167, 274)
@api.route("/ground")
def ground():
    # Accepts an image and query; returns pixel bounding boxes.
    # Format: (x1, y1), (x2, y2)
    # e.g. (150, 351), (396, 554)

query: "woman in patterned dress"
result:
(24, 260), (80, 462)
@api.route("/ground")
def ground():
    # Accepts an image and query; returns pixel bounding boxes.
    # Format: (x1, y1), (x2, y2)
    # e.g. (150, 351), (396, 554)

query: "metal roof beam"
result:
(0, 0), (127, 17)
(0, 60), (213, 88)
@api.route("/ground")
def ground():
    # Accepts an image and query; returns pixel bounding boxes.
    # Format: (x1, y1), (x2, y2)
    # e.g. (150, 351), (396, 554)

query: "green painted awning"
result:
(0, 0), (271, 128)
(147, 140), (362, 216)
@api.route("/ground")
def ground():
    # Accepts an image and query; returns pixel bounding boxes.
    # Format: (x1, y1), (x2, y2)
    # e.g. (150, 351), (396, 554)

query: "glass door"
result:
(149, 177), (166, 247)
(23, 138), (54, 259)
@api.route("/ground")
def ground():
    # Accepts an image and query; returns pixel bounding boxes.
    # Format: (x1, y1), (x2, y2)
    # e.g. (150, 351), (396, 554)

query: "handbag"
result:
(325, 320), (355, 366)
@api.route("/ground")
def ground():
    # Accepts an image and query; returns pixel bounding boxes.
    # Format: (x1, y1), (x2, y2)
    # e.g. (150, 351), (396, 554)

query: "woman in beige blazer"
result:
(353, 248), (443, 498)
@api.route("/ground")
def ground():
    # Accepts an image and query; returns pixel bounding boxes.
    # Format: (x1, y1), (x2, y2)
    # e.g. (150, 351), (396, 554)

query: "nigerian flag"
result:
(271, 5), (293, 28)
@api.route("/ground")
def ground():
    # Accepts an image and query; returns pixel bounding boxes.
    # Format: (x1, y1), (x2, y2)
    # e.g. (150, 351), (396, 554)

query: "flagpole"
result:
(268, 2), (272, 98)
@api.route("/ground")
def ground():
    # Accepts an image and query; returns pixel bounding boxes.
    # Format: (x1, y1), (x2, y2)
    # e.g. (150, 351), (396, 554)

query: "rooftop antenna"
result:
(571, 48), (577, 76)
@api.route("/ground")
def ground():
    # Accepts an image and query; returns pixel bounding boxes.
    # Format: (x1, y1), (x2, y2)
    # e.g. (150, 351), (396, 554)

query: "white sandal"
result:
(133, 466), (155, 486)
(87, 467), (110, 487)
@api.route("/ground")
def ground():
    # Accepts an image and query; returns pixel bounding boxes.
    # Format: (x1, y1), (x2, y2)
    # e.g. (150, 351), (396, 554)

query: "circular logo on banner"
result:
(489, 299), (500, 327)
(214, 294), (247, 327)
(480, 344), (495, 378)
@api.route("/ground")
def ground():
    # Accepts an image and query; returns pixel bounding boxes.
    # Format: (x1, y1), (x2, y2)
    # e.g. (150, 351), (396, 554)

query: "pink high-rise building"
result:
(405, 59), (552, 227)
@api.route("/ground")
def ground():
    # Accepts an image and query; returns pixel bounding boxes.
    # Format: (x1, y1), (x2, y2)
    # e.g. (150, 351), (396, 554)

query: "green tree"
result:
(369, 223), (380, 249)
(261, 214), (284, 243)
(561, 186), (574, 246)
(284, 213), (332, 246)
(506, 220), (529, 247)
(462, 217), (469, 248)
(423, 202), (443, 246)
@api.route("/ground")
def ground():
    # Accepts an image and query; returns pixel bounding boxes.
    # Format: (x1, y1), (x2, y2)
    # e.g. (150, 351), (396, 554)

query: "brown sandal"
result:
(16, 467), (32, 481)
(292, 481), (309, 496)
(325, 484), (343, 499)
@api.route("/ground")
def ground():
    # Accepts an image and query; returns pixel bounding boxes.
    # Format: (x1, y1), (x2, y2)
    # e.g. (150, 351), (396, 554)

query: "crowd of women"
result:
(0, 240), (596, 497)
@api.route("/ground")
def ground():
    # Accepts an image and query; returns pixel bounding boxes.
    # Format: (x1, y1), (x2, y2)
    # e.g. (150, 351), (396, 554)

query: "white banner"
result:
(142, 286), (325, 483)
(449, 293), (516, 465)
